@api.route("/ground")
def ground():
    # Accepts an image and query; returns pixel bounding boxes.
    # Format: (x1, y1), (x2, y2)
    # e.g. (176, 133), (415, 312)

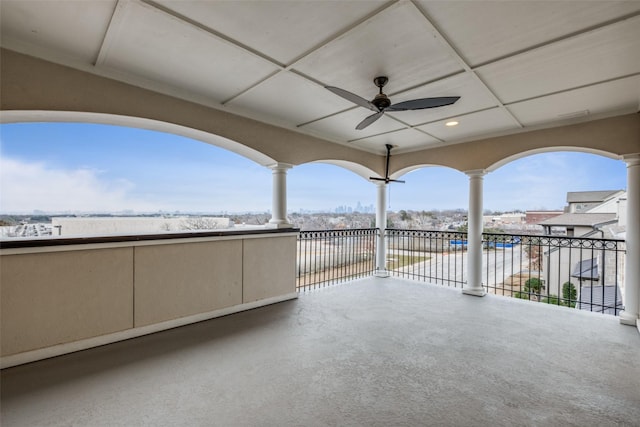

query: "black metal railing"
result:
(483, 233), (626, 315)
(386, 229), (468, 288)
(296, 228), (377, 291)
(297, 228), (626, 316)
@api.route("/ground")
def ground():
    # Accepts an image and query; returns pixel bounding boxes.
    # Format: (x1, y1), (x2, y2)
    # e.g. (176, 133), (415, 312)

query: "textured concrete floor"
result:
(2, 277), (639, 426)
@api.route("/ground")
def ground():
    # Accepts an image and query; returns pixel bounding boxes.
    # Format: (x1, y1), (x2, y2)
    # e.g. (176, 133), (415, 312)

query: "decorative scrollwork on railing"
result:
(298, 228), (625, 315)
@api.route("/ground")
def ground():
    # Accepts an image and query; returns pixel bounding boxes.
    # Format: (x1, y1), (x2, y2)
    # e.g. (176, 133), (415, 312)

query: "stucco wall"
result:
(0, 232), (297, 363)
(0, 247), (134, 356)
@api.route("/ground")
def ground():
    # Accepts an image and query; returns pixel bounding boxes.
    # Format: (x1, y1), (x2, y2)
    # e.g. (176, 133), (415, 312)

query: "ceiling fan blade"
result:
(356, 111), (384, 130)
(369, 177), (405, 184)
(387, 96), (460, 111)
(325, 86), (377, 111)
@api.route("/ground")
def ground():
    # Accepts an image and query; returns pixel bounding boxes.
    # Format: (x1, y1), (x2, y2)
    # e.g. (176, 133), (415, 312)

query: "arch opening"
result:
(487, 146), (621, 173)
(0, 111), (276, 166)
(484, 150), (627, 213)
(285, 159), (386, 229)
(0, 119), (275, 216)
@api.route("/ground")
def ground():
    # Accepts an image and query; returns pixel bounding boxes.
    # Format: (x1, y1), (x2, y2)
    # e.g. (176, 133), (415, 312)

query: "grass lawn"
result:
(387, 254), (429, 269)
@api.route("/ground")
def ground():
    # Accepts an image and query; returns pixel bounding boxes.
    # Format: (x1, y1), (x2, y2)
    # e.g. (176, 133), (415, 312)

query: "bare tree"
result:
(181, 217), (223, 230)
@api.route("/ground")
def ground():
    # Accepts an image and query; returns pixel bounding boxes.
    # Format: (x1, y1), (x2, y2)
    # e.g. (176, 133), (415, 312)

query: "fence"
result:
(386, 229), (468, 288)
(297, 228), (626, 316)
(296, 228), (377, 291)
(482, 233), (626, 315)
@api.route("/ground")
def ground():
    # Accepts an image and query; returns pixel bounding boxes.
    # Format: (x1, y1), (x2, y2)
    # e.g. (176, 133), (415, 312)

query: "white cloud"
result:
(0, 157), (156, 213)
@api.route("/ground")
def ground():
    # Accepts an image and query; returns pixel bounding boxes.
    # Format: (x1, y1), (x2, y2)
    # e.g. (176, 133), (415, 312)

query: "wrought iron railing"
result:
(386, 229), (468, 288)
(297, 228), (626, 316)
(482, 233), (626, 315)
(296, 228), (377, 291)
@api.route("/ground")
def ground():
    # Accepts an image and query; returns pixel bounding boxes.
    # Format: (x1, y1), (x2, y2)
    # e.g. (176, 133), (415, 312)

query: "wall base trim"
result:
(1, 292), (298, 369)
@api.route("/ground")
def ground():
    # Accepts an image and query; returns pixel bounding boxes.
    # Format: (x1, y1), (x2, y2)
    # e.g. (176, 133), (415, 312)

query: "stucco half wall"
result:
(1, 48), (638, 177)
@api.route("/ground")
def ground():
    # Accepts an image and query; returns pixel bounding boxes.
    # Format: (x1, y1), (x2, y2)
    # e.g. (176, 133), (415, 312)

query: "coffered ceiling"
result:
(1, 0), (639, 155)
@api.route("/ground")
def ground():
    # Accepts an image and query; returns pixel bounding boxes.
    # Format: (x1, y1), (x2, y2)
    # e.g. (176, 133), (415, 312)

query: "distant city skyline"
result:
(0, 122), (628, 215)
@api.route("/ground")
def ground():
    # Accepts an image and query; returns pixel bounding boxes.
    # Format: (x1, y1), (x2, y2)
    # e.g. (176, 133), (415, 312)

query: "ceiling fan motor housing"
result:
(372, 93), (391, 110)
(372, 76), (391, 110)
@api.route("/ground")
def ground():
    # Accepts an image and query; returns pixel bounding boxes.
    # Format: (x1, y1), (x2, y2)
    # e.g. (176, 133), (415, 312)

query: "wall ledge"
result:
(0, 227), (300, 252)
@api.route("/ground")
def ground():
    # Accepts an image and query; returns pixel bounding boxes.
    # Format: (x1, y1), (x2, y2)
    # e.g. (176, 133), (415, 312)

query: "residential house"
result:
(539, 190), (627, 314)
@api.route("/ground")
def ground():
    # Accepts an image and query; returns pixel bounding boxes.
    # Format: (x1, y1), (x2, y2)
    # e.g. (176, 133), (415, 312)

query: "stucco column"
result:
(375, 182), (389, 277)
(267, 163), (293, 228)
(620, 154), (640, 328)
(463, 169), (486, 296)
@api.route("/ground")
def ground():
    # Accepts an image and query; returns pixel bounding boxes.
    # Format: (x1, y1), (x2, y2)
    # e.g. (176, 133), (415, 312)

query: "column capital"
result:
(267, 162), (293, 171)
(464, 169), (487, 178)
(622, 153), (640, 167)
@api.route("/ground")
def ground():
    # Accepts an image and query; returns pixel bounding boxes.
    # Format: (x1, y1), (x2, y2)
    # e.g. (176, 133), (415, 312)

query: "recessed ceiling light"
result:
(445, 121), (459, 127)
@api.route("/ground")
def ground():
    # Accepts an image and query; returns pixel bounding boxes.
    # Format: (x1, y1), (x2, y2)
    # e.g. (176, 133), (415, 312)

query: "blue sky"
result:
(0, 122), (628, 214)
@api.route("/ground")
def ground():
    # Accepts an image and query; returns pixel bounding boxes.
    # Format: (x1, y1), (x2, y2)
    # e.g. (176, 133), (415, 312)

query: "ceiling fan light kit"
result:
(326, 76), (460, 130)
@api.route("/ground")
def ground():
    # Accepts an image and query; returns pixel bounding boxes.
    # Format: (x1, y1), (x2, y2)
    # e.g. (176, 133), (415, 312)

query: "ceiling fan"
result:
(370, 144), (404, 184)
(326, 76), (460, 130)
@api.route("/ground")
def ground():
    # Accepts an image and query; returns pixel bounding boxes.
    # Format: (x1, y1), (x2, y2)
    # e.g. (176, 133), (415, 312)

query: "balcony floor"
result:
(2, 277), (639, 426)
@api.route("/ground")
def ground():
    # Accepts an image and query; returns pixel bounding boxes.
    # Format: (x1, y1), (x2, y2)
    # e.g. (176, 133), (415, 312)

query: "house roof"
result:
(538, 213), (616, 227)
(571, 258), (599, 281)
(566, 190), (623, 204)
(578, 285), (624, 315)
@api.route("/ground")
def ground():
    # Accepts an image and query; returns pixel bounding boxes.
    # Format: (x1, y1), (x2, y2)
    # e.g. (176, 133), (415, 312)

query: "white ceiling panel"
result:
(99, 1), (280, 102)
(302, 109), (405, 143)
(477, 16), (640, 104)
(0, 0), (116, 63)
(419, 0), (640, 66)
(507, 75), (640, 126)
(227, 72), (353, 127)
(1, 0), (637, 155)
(294, 2), (463, 98)
(385, 72), (498, 126)
(349, 128), (441, 154)
(418, 108), (519, 142)
(155, 0), (387, 65)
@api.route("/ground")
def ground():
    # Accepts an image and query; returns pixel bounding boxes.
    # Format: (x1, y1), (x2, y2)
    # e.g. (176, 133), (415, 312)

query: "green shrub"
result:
(524, 278), (543, 293)
(563, 282), (576, 300)
(542, 295), (561, 305)
(513, 291), (531, 300)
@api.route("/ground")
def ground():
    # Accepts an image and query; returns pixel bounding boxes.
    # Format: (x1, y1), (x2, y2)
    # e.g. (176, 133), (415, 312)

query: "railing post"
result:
(267, 163), (293, 228)
(375, 182), (389, 277)
(620, 154), (639, 328)
(463, 169), (487, 297)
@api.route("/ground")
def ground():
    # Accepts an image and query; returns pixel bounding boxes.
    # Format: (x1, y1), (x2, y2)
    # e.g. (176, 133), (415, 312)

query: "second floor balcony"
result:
(1, 226), (638, 426)
(1, 1), (639, 423)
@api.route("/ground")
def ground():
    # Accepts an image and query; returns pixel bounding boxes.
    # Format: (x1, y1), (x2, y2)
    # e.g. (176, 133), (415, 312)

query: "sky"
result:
(0, 122), (628, 215)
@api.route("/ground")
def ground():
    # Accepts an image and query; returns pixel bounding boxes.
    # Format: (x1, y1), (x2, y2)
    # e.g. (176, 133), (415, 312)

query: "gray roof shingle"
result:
(578, 285), (624, 315)
(566, 190), (623, 203)
(538, 213), (616, 227)
(571, 258), (599, 281)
